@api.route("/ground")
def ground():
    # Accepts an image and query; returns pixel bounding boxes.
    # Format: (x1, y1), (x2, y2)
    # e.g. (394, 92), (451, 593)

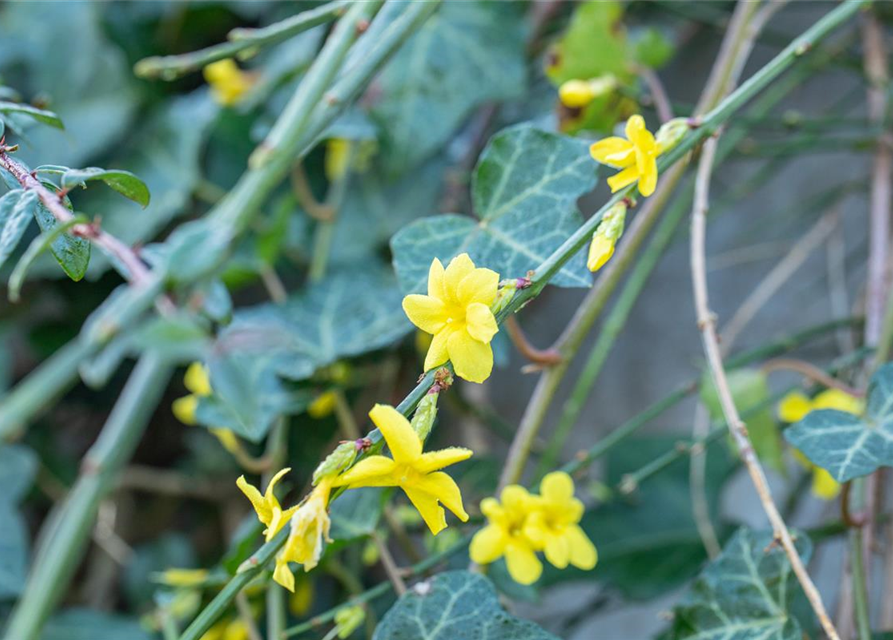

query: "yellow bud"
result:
(203, 59), (253, 107)
(172, 395), (199, 426)
(154, 568), (209, 588)
(325, 138), (353, 182)
(334, 605), (366, 639)
(559, 79), (596, 109)
(655, 117), (689, 155)
(587, 234), (615, 272)
(309, 391), (338, 419)
(184, 362), (212, 397)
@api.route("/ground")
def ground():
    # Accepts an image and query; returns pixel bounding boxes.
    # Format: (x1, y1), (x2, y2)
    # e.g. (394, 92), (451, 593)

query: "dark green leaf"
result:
(0, 189), (37, 270)
(61, 167), (150, 208)
(666, 528), (811, 640)
(373, 571), (558, 640)
(371, 1), (526, 176)
(0, 101), (63, 129)
(785, 362), (893, 482)
(9, 214), (88, 301)
(392, 124), (597, 293)
(30, 189), (90, 282)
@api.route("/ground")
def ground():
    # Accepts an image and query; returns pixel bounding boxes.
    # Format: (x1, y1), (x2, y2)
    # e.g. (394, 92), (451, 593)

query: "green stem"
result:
(2, 354), (172, 640)
(850, 477), (873, 640)
(134, 0), (352, 80)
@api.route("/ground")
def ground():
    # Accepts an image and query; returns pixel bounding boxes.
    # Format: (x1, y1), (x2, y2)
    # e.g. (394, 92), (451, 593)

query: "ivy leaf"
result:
(666, 528), (811, 640)
(0, 445), (37, 599)
(391, 124), (596, 293)
(0, 189), (38, 271)
(785, 362), (893, 483)
(370, 1), (526, 176)
(61, 167), (150, 208)
(373, 571), (558, 640)
(0, 101), (63, 129)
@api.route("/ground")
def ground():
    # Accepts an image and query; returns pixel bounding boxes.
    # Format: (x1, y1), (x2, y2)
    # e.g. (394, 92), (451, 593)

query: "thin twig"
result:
(290, 163), (335, 221)
(691, 134), (840, 640)
(505, 316), (562, 368)
(690, 403), (721, 558)
(371, 533), (406, 596)
(636, 65), (674, 123)
(762, 358), (864, 397)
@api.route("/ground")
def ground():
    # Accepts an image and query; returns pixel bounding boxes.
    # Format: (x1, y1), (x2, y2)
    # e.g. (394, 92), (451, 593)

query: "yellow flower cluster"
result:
(470, 472), (597, 585)
(237, 403), (472, 591)
(778, 388), (863, 500)
(172, 363), (241, 455)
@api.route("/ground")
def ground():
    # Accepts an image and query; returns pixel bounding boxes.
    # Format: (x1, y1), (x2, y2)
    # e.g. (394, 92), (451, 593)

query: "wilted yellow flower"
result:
(587, 234), (614, 272)
(590, 114), (660, 197)
(524, 472), (597, 571)
(334, 404), (472, 535)
(280, 477), (335, 585)
(402, 254), (499, 383)
(778, 389), (864, 500)
(203, 59), (253, 106)
(470, 485), (542, 585)
(153, 568), (208, 588)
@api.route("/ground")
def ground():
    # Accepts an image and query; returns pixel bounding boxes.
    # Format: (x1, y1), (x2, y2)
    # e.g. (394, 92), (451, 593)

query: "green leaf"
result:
(373, 571), (558, 640)
(633, 28), (676, 69)
(701, 368), (784, 473)
(370, 1), (526, 176)
(785, 362), (893, 482)
(0, 445), (37, 599)
(546, 1), (630, 86)
(61, 167), (150, 208)
(9, 214), (89, 301)
(31, 190), (91, 282)
(391, 124), (597, 293)
(666, 528), (811, 640)
(329, 488), (387, 541)
(0, 189), (38, 271)
(0, 101), (63, 129)
(41, 609), (153, 640)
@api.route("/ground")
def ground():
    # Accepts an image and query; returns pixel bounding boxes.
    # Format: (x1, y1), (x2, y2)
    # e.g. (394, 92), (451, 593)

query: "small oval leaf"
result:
(61, 167), (150, 208)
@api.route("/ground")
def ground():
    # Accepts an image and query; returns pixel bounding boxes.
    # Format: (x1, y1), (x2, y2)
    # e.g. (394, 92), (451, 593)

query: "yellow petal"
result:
(334, 455), (398, 487)
(589, 137), (635, 167)
(172, 395), (199, 425)
(812, 467), (841, 500)
(457, 268), (499, 307)
(211, 428), (240, 454)
(443, 253), (476, 301)
(264, 467), (292, 508)
(566, 525), (598, 570)
(427, 258), (447, 299)
(778, 391), (812, 423)
(501, 485), (533, 512)
(414, 471), (469, 522)
(417, 447), (473, 473)
(606, 165), (639, 193)
(813, 389), (863, 415)
(559, 79), (595, 109)
(403, 486), (447, 535)
(480, 496), (504, 522)
(504, 542), (542, 585)
(544, 533), (570, 569)
(424, 328), (451, 372)
(447, 331), (493, 383)
(273, 557), (295, 593)
(469, 524), (508, 564)
(465, 303), (498, 343)
(637, 150), (658, 197)
(625, 114), (648, 147)
(541, 471), (574, 503)
(402, 295), (447, 334)
(236, 476), (272, 525)
(587, 235), (615, 272)
(185, 362), (212, 396)
(369, 404), (422, 464)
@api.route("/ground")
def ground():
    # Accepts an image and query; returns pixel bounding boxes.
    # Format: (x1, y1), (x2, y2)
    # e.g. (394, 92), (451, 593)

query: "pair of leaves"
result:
(666, 528), (812, 640)
(370, 1), (526, 176)
(374, 571), (557, 640)
(38, 165), (150, 209)
(391, 124), (597, 294)
(785, 362), (893, 483)
(0, 445), (37, 599)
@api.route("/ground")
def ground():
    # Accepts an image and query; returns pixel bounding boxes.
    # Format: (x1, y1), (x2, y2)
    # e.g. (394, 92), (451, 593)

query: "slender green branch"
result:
(850, 477), (873, 640)
(1, 354), (172, 640)
(134, 0), (352, 80)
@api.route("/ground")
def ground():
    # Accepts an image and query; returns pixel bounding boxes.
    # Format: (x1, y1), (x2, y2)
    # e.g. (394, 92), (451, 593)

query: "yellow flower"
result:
(237, 468), (299, 543)
(173, 363), (242, 455)
(402, 254), (500, 383)
(524, 472), (597, 571)
(590, 114), (660, 197)
(469, 485), (543, 585)
(153, 568), (208, 588)
(280, 477), (335, 585)
(309, 391), (338, 419)
(778, 389), (864, 500)
(200, 618), (248, 640)
(587, 234), (615, 272)
(333, 404), (472, 535)
(203, 59), (253, 106)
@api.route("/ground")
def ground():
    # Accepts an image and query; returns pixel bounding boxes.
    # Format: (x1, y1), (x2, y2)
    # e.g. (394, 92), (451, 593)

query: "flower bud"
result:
(490, 280), (517, 316)
(587, 234), (615, 272)
(558, 75), (617, 109)
(334, 605), (366, 638)
(410, 392), (439, 442)
(655, 117), (689, 154)
(312, 441), (357, 484)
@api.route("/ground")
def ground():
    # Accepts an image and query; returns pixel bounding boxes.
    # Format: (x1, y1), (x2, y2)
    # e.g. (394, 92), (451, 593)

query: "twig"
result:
(690, 403), (721, 558)
(690, 134), (840, 640)
(636, 65), (674, 123)
(505, 316), (561, 368)
(260, 266), (288, 304)
(762, 358), (864, 397)
(372, 533), (406, 596)
(290, 163), (335, 221)
(117, 465), (229, 501)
